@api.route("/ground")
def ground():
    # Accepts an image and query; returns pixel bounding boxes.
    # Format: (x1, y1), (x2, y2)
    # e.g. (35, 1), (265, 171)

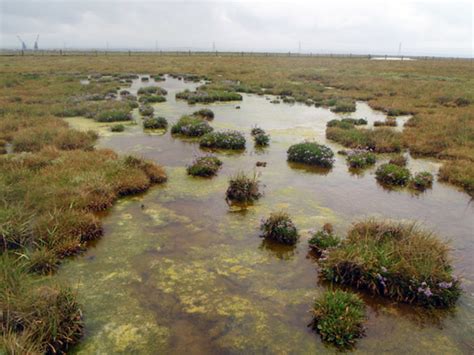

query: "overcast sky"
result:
(1, 0), (472, 57)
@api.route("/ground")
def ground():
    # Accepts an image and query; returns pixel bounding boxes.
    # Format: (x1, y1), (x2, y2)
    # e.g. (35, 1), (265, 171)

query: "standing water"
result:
(61, 75), (473, 354)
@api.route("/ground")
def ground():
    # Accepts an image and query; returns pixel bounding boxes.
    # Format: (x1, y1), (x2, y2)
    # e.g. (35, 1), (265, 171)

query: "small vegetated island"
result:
(287, 141), (335, 168)
(318, 219), (461, 308)
(171, 115), (213, 137)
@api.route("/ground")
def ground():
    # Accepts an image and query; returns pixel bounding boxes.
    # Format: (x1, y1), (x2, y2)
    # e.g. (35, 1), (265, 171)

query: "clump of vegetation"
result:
(153, 74), (165, 81)
(389, 154), (407, 166)
(143, 116), (168, 129)
(438, 161), (474, 197)
(326, 119), (355, 129)
(330, 99), (356, 113)
(200, 130), (246, 150)
(139, 105), (154, 116)
(95, 109), (132, 122)
(176, 88), (242, 104)
(138, 94), (166, 104)
(310, 290), (366, 348)
(186, 155), (222, 177)
(375, 163), (411, 186)
(270, 99), (280, 104)
(374, 118), (397, 127)
(410, 171), (434, 190)
(309, 224), (340, 253)
(1, 256), (84, 353)
(326, 126), (402, 153)
(346, 150), (376, 169)
(225, 172), (261, 204)
(320, 219), (461, 307)
(137, 86), (167, 95)
(110, 124), (125, 132)
(192, 108), (214, 120)
(259, 211), (298, 245)
(341, 118), (368, 125)
(171, 115), (213, 137)
(254, 132), (270, 147)
(251, 126), (265, 136)
(287, 142), (335, 168)
(141, 76), (149, 82)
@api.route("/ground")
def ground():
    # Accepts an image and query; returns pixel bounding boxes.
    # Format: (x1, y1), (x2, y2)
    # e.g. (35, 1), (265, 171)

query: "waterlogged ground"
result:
(60, 76), (474, 354)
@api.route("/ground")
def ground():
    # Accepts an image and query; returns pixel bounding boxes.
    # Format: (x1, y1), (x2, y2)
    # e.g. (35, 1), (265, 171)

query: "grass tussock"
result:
(308, 224), (340, 254)
(138, 94), (166, 104)
(143, 116), (168, 130)
(438, 160), (474, 197)
(110, 124), (125, 132)
(200, 130), (246, 150)
(375, 163), (411, 186)
(320, 219), (461, 307)
(287, 142), (335, 168)
(139, 105), (154, 116)
(137, 86), (167, 96)
(171, 115), (213, 137)
(310, 290), (366, 348)
(346, 150), (376, 169)
(186, 155), (222, 177)
(176, 87), (242, 104)
(225, 172), (261, 204)
(192, 108), (214, 120)
(0, 255), (84, 353)
(259, 211), (298, 245)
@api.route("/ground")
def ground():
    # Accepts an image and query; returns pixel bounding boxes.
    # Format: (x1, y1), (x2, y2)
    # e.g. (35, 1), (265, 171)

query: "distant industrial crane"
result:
(17, 35), (27, 50)
(34, 34), (39, 51)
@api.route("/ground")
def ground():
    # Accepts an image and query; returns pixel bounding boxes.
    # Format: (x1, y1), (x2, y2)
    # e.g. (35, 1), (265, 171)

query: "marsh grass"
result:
(138, 94), (166, 104)
(389, 154), (407, 166)
(137, 86), (167, 96)
(225, 171), (261, 204)
(410, 171), (434, 191)
(171, 115), (213, 137)
(260, 212), (298, 245)
(186, 155), (222, 177)
(139, 105), (154, 116)
(0, 255), (84, 353)
(346, 150), (376, 169)
(200, 130), (246, 150)
(310, 290), (366, 348)
(176, 88), (242, 104)
(375, 163), (411, 186)
(254, 132), (270, 147)
(326, 126), (402, 153)
(309, 226), (340, 254)
(287, 142), (335, 168)
(110, 124), (125, 132)
(192, 108), (214, 120)
(320, 219), (461, 307)
(143, 116), (168, 130)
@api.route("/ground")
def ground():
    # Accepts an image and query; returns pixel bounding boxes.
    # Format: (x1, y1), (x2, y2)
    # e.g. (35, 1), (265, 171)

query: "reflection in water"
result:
(60, 75), (474, 354)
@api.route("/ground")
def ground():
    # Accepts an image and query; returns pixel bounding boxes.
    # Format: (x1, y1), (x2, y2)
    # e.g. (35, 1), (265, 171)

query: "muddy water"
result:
(61, 76), (474, 354)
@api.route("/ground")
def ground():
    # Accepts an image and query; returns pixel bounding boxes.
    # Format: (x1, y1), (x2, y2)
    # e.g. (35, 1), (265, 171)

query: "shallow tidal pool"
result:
(60, 75), (474, 354)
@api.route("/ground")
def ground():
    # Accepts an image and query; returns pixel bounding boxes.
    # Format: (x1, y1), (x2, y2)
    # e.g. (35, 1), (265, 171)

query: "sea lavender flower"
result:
(438, 281), (453, 289)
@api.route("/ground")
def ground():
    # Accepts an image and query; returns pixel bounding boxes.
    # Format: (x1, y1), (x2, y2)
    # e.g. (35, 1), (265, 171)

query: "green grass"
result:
(192, 108), (214, 120)
(137, 86), (167, 95)
(171, 115), (213, 137)
(320, 219), (461, 307)
(199, 130), (246, 150)
(110, 124), (125, 132)
(143, 116), (168, 129)
(139, 105), (154, 116)
(260, 211), (299, 245)
(346, 150), (376, 168)
(375, 163), (411, 186)
(410, 171), (434, 191)
(176, 88), (242, 104)
(225, 172), (261, 204)
(389, 154), (407, 166)
(254, 132), (270, 147)
(308, 227), (340, 253)
(0, 255), (84, 353)
(186, 156), (222, 177)
(310, 290), (366, 348)
(138, 94), (166, 104)
(326, 126), (402, 153)
(287, 142), (335, 168)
